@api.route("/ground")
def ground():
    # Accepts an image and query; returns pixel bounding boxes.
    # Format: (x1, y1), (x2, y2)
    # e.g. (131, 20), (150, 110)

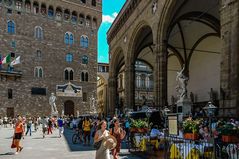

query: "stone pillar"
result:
(124, 63), (135, 110)
(220, 0), (239, 116)
(153, 44), (160, 108)
(158, 41), (168, 108)
(103, 84), (108, 117)
(108, 76), (116, 116)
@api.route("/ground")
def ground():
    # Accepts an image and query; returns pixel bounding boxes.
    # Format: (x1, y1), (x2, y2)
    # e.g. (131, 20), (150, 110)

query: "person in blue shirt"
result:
(57, 117), (64, 138)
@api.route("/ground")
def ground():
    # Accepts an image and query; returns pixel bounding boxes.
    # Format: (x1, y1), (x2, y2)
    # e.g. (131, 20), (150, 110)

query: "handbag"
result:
(11, 138), (16, 148)
(94, 140), (102, 150)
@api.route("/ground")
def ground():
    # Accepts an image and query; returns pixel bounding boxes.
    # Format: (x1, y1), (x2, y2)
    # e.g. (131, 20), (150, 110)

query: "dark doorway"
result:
(7, 107), (14, 118)
(64, 100), (74, 116)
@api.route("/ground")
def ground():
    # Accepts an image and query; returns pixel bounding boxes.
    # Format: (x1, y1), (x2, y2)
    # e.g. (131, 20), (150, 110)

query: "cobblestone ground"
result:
(0, 126), (143, 159)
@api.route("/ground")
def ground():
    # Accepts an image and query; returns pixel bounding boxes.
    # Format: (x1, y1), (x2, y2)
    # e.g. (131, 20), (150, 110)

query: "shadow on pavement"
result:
(32, 137), (44, 139)
(63, 128), (95, 152)
(0, 152), (15, 156)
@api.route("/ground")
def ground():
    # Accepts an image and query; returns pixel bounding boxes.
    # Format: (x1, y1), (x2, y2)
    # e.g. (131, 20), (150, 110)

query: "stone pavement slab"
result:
(0, 126), (143, 159)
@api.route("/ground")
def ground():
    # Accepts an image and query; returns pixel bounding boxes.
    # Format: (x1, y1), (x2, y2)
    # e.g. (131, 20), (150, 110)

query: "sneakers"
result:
(15, 152), (18, 155)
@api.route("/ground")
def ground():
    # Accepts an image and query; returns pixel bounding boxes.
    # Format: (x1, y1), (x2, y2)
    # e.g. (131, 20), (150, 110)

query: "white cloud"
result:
(102, 12), (118, 24)
(102, 15), (115, 23)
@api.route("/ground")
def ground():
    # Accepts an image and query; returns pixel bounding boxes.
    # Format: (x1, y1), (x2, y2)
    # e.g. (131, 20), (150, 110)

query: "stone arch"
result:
(108, 47), (125, 114)
(127, 21), (153, 63)
(157, 0), (221, 112)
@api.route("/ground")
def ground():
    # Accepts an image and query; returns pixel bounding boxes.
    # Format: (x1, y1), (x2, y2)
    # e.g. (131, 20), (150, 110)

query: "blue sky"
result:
(97, 0), (126, 63)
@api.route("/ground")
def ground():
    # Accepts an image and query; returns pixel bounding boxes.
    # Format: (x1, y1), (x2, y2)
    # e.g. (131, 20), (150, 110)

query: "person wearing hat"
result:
(110, 118), (126, 159)
(94, 120), (115, 159)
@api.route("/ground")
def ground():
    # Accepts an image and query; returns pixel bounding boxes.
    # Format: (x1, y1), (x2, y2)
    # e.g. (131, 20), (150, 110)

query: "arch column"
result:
(157, 41), (168, 108)
(124, 63), (135, 110)
(220, 0), (239, 116)
(108, 76), (116, 116)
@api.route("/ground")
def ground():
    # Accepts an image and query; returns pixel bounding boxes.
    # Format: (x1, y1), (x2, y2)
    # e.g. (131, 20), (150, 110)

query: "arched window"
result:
(25, 0), (31, 12)
(70, 70), (73, 80)
(64, 68), (73, 80)
(39, 68), (43, 77)
(7, 21), (15, 34)
(136, 75), (141, 88)
(81, 72), (85, 81)
(65, 32), (74, 45)
(64, 33), (69, 44)
(93, 18), (97, 29)
(145, 76), (150, 88)
(79, 14), (85, 25)
(64, 9), (70, 21)
(86, 16), (91, 27)
(85, 72), (88, 81)
(48, 6), (54, 17)
(69, 34), (74, 45)
(80, 36), (89, 48)
(66, 53), (73, 62)
(33, 1), (39, 14)
(16, 0), (22, 10)
(82, 55), (89, 64)
(56, 7), (62, 21)
(71, 11), (77, 23)
(41, 3), (46, 15)
(92, 0), (96, 6)
(65, 70), (69, 80)
(34, 66), (43, 78)
(141, 75), (145, 88)
(34, 26), (43, 40)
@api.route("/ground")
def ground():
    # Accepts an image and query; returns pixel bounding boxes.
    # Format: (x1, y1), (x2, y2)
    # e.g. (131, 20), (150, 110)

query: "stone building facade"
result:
(107, 0), (239, 117)
(97, 63), (109, 117)
(0, 0), (102, 117)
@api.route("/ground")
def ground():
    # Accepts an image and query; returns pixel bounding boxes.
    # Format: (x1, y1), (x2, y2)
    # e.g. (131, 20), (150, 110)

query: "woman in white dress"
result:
(94, 120), (110, 159)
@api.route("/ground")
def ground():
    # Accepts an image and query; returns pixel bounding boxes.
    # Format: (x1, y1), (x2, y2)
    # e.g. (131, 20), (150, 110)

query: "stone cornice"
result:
(107, 0), (141, 44)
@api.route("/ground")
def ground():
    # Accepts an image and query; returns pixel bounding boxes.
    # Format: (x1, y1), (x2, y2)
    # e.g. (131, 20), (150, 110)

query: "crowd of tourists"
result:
(0, 114), (130, 159)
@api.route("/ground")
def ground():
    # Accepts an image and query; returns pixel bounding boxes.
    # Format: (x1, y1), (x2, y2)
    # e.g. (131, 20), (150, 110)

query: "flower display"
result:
(182, 118), (202, 134)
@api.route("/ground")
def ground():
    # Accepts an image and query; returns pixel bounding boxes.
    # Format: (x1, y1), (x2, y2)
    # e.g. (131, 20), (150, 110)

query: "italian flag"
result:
(2, 54), (11, 64)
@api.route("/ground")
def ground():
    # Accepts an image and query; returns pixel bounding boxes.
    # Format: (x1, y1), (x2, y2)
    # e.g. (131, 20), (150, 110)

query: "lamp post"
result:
(203, 102), (217, 135)
(146, 109), (152, 129)
(203, 101), (217, 159)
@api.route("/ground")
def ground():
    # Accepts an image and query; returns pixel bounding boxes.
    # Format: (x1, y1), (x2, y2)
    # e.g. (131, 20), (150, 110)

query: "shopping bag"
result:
(11, 139), (16, 148)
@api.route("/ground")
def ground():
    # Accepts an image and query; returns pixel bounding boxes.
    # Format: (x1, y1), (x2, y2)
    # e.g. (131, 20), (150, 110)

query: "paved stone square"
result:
(0, 126), (143, 159)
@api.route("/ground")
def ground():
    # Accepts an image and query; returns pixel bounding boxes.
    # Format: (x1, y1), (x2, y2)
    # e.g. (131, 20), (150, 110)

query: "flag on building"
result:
(2, 54), (11, 64)
(10, 56), (20, 66)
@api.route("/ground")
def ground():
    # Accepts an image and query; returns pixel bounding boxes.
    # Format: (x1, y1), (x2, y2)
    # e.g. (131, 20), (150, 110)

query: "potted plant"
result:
(182, 118), (202, 140)
(129, 118), (150, 133)
(219, 123), (239, 142)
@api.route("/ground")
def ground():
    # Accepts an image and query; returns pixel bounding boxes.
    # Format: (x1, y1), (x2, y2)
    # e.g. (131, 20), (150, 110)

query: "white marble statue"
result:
(176, 66), (189, 100)
(152, 0), (157, 14)
(49, 93), (58, 113)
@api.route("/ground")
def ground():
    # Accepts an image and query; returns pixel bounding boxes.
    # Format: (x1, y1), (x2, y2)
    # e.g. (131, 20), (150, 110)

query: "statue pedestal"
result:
(51, 111), (58, 118)
(177, 98), (192, 116)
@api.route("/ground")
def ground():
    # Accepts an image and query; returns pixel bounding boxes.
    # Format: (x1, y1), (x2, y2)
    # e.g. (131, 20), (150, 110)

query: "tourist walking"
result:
(25, 117), (32, 136)
(110, 118), (126, 159)
(57, 117), (64, 138)
(83, 117), (91, 145)
(47, 118), (53, 135)
(94, 120), (110, 159)
(13, 116), (24, 154)
(41, 116), (48, 138)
